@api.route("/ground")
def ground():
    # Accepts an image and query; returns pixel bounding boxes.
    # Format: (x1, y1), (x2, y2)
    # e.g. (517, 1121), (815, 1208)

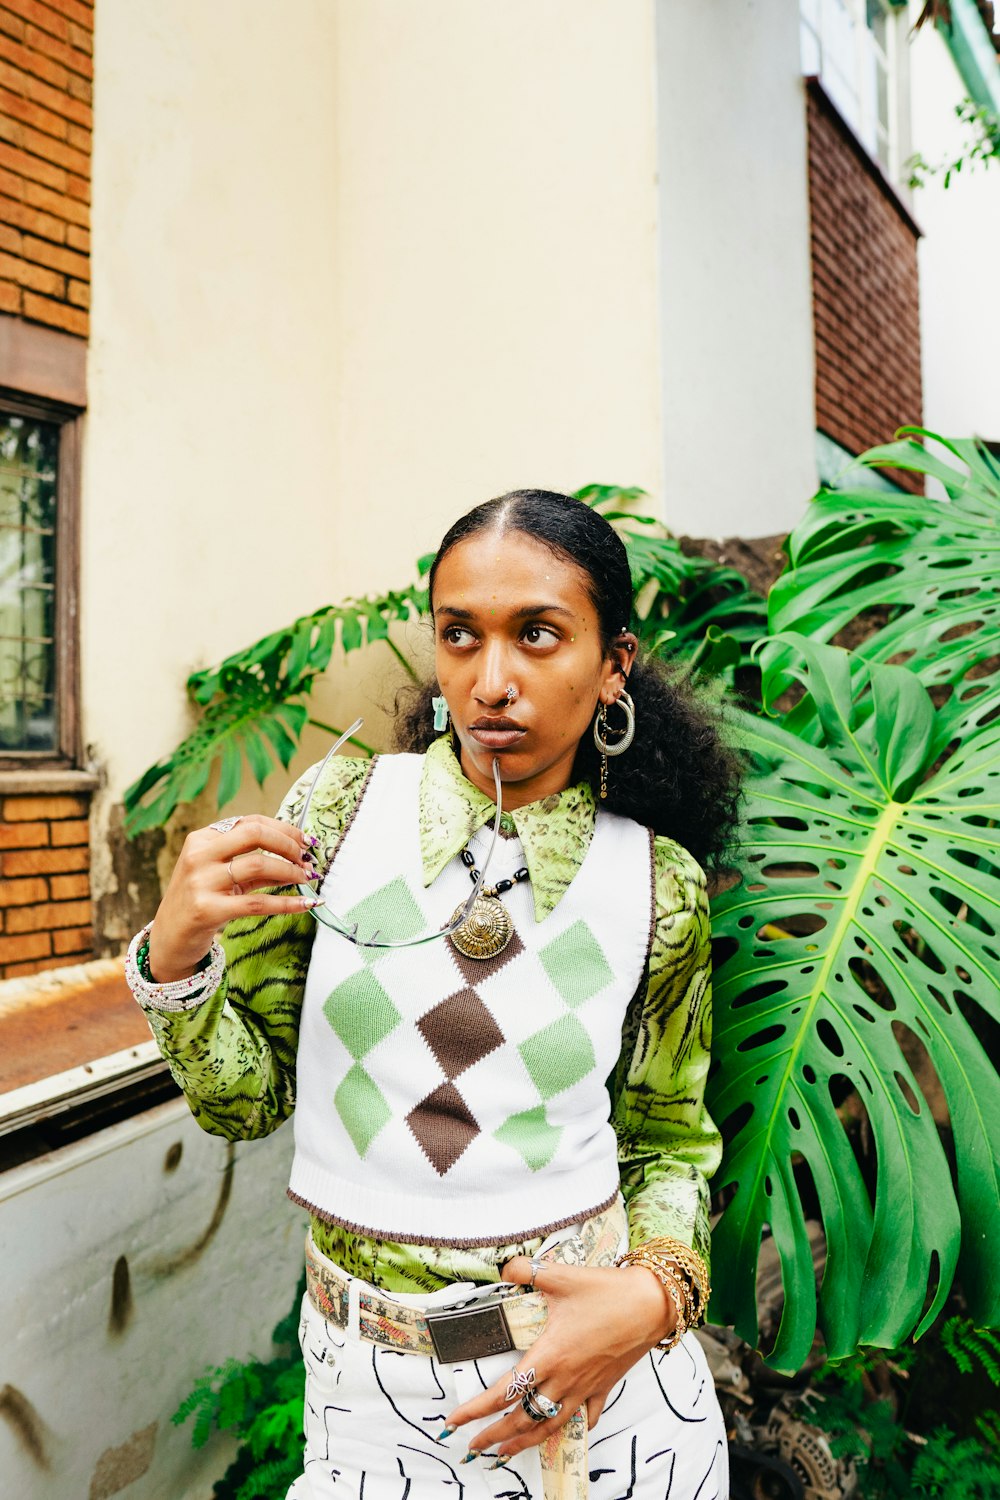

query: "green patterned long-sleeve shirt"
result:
(142, 737), (721, 1292)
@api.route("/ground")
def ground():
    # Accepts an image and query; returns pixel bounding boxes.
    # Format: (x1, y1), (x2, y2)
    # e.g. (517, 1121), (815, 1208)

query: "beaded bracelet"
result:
(125, 922), (225, 1013)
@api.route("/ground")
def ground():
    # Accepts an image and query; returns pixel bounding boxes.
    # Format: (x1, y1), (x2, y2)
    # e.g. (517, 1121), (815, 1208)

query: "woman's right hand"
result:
(147, 816), (322, 982)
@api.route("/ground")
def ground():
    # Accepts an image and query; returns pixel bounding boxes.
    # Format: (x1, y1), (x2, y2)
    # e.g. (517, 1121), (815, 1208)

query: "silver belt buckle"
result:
(425, 1299), (515, 1363)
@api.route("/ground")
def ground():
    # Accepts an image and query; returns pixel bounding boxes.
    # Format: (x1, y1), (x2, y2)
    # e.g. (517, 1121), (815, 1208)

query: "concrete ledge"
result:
(0, 768), (100, 794)
(0, 957), (150, 1094)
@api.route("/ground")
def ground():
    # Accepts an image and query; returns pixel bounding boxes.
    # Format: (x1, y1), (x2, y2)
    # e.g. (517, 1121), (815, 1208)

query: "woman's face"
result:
(432, 528), (631, 808)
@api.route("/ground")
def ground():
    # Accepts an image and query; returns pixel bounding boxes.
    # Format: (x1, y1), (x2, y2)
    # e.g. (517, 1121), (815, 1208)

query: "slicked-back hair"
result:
(397, 490), (742, 873)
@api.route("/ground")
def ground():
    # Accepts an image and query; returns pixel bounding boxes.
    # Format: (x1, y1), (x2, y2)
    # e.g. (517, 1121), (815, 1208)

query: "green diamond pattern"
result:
(324, 971), (401, 1059)
(345, 877), (427, 966)
(519, 1014), (595, 1100)
(335, 1063), (392, 1157)
(495, 1105), (563, 1171)
(538, 920), (613, 1007)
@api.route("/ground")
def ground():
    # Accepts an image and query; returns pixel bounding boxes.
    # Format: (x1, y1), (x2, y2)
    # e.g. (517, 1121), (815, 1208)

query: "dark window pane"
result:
(0, 412), (59, 751)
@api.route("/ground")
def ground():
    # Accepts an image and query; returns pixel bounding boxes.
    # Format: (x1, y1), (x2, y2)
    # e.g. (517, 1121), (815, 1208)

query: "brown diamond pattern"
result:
(407, 972), (512, 1174)
(406, 1083), (481, 1176)
(447, 927), (525, 987)
(417, 988), (505, 1080)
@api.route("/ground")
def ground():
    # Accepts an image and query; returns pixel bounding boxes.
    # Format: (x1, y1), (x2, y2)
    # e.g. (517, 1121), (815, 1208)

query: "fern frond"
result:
(941, 1319), (1000, 1387)
(234, 1455), (303, 1500)
(245, 1396), (303, 1460)
(911, 1425), (1000, 1497)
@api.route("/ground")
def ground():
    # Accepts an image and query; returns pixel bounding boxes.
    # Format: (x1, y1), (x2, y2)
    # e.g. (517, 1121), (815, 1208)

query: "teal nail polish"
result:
(460, 1452), (479, 1465)
(437, 1426), (456, 1441)
(488, 1455), (512, 1470)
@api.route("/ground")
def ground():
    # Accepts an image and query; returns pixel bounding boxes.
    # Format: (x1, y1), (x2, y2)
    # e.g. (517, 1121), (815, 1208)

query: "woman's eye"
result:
(522, 624), (560, 646)
(441, 625), (476, 646)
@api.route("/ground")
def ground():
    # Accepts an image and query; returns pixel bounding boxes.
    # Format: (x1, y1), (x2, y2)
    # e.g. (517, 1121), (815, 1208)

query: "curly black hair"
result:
(395, 490), (743, 875)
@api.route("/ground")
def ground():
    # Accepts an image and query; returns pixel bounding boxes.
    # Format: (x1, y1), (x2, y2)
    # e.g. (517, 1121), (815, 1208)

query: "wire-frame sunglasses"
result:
(294, 717), (505, 950)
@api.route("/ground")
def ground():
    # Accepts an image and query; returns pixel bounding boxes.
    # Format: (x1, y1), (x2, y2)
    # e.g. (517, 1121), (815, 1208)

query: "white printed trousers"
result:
(286, 1286), (729, 1500)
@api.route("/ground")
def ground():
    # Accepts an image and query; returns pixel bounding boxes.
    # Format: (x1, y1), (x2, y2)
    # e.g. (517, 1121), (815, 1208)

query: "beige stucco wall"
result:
(84, 0), (342, 905)
(83, 1), (664, 921)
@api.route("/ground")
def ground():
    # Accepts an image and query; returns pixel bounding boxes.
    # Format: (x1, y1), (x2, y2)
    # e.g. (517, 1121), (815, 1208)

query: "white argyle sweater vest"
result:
(288, 754), (654, 1245)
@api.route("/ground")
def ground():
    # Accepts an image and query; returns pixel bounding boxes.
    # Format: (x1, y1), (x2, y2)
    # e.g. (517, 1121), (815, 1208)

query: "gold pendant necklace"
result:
(449, 892), (515, 959)
(449, 849), (530, 961)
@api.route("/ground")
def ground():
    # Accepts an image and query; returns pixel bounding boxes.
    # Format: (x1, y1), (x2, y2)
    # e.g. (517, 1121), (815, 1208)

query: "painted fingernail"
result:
(301, 897), (324, 909)
(437, 1426), (456, 1441)
(307, 834), (320, 847)
(460, 1451), (479, 1465)
(488, 1456), (511, 1470)
(301, 869), (322, 880)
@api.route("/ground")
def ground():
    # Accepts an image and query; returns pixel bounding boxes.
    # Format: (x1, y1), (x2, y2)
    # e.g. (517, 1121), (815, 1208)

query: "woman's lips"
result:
(467, 717), (526, 750)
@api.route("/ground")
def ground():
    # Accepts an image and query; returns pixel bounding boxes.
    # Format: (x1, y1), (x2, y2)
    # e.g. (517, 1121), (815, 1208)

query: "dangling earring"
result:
(432, 695), (450, 733)
(592, 689), (636, 800)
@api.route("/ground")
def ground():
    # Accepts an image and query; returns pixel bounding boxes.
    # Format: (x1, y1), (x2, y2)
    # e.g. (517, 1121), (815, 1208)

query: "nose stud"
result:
(505, 684), (517, 705)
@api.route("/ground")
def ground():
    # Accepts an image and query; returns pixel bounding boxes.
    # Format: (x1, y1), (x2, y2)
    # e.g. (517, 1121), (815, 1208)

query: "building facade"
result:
(0, 2), (997, 1495)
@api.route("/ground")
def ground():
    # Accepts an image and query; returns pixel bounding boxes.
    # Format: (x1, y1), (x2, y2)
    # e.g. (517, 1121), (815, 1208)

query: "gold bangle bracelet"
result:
(616, 1238), (710, 1327)
(627, 1238), (710, 1312)
(616, 1257), (689, 1351)
(624, 1255), (695, 1326)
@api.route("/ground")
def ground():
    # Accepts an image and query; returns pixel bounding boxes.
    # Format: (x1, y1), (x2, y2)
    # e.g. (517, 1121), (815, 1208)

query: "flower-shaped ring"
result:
(504, 1366), (536, 1402)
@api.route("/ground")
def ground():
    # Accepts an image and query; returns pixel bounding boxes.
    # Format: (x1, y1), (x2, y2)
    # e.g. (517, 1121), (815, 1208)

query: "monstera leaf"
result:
(577, 484), (766, 675)
(769, 432), (1000, 705)
(708, 634), (1000, 1372)
(122, 589), (421, 834)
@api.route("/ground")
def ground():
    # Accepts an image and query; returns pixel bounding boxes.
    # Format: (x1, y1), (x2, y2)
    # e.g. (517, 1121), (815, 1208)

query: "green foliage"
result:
(577, 484), (766, 671)
(939, 1319), (1000, 1386)
(907, 99), (1000, 190)
(768, 431), (1000, 717)
(172, 1277), (305, 1500)
(708, 435), (1000, 1371)
(910, 1430), (1000, 1499)
(124, 587), (422, 834)
(124, 486), (763, 835)
(805, 1318), (1000, 1499)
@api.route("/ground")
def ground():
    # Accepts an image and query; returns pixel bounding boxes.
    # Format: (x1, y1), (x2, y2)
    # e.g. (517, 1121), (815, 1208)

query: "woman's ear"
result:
(598, 632), (638, 705)
(611, 632), (638, 682)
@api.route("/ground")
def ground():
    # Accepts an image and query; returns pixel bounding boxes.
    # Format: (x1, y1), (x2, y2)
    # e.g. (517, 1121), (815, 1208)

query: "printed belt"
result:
(304, 1199), (628, 1500)
(305, 1241), (546, 1360)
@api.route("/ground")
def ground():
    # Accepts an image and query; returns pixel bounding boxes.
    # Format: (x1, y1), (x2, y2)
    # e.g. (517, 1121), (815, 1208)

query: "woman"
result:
(127, 490), (741, 1500)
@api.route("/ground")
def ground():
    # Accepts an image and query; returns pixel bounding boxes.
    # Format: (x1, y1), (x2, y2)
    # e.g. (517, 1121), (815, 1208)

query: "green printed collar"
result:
(417, 736), (597, 922)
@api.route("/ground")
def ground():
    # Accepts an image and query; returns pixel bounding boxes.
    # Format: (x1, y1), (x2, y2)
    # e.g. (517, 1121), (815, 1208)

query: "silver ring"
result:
(527, 1255), (544, 1291)
(227, 857), (243, 896)
(504, 1366), (536, 1402)
(210, 816), (243, 833)
(521, 1390), (561, 1423)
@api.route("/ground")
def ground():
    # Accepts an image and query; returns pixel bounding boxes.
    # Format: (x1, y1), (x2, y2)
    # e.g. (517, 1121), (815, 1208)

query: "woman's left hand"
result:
(442, 1257), (674, 1464)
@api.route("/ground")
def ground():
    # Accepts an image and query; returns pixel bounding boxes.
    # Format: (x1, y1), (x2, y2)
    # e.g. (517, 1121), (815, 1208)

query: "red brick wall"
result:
(0, 791), (92, 978)
(0, 0), (92, 337)
(806, 78), (923, 490)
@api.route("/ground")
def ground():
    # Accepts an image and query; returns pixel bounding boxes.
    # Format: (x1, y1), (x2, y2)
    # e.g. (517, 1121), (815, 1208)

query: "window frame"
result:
(0, 386), (83, 770)
(800, 0), (905, 179)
